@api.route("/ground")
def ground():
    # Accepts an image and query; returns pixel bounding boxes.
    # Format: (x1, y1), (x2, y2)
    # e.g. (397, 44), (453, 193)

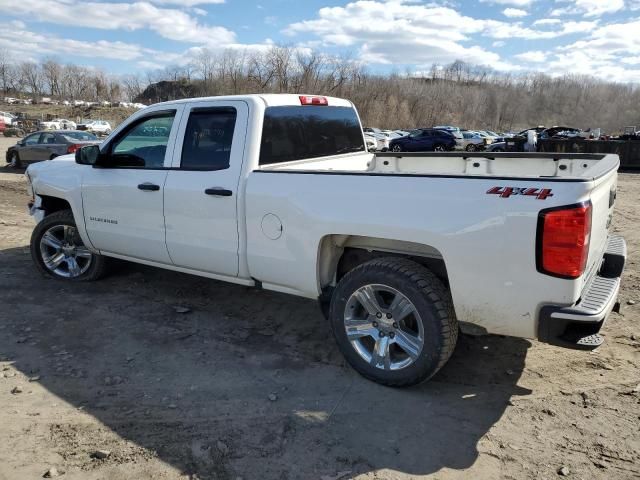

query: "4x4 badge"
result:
(487, 186), (553, 200)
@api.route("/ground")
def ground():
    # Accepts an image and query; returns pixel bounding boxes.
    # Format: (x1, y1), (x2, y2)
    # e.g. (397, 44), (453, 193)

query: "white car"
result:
(457, 131), (485, 151)
(0, 111), (16, 126)
(78, 120), (112, 135)
(24, 94), (625, 387)
(40, 119), (77, 130)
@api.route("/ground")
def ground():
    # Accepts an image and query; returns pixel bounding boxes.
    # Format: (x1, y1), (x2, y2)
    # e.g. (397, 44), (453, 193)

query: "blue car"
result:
(389, 128), (457, 152)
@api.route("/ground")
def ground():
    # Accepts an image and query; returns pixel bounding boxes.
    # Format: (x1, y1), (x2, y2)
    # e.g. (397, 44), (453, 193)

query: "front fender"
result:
(27, 160), (95, 251)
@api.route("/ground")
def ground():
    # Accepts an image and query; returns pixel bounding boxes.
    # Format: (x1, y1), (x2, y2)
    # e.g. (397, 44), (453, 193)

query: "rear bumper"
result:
(537, 235), (626, 350)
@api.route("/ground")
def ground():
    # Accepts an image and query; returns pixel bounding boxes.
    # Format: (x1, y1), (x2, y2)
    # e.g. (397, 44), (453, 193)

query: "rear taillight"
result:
(67, 144), (82, 154)
(299, 95), (328, 106)
(536, 202), (592, 279)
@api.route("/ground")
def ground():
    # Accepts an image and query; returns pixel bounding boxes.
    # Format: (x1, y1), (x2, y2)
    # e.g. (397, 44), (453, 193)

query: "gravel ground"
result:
(0, 137), (638, 480)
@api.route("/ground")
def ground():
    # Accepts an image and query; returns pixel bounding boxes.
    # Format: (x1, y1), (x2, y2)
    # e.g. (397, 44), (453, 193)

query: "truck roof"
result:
(150, 93), (354, 109)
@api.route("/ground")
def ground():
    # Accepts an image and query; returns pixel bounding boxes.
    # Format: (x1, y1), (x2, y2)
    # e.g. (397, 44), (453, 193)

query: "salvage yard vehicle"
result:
(24, 94), (626, 387)
(76, 120), (112, 136)
(6, 130), (99, 168)
(39, 118), (77, 130)
(389, 128), (457, 152)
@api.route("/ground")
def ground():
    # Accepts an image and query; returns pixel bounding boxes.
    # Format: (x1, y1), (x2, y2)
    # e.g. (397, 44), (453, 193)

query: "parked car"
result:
(77, 120), (112, 136)
(0, 111), (16, 126)
(539, 126), (584, 140)
(363, 127), (391, 151)
(485, 141), (506, 152)
(0, 118), (5, 134)
(434, 125), (461, 135)
(6, 130), (99, 168)
(364, 134), (377, 151)
(24, 94), (625, 388)
(458, 131), (485, 151)
(389, 128), (457, 152)
(40, 118), (77, 131)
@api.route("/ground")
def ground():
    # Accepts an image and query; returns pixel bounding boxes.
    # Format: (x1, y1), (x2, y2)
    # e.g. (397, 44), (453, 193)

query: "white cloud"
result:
(480, 0), (535, 6)
(502, 8), (528, 17)
(148, 0), (224, 4)
(0, 0), (236, 45)
(285, 1), (504, 68)
(514, 50), (546, 62)
(0, 22), (150, 61)
(551, 0), (624, 17)
(482, 19), (597, 39)
(532, 18), (561, 26)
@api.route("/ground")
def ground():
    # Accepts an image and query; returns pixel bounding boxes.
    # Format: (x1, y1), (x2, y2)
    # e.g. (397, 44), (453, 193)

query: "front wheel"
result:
(30, 210), (108, 281)
(9, 151), (21, 168)
(433, 143), (446, 152)
(465, 144), (476, 152)
(329, 257), (458, 387)
(391, 144), (402, 152)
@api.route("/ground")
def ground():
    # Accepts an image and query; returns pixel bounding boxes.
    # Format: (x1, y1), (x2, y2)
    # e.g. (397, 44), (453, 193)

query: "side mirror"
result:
(75, 145), (101, 165)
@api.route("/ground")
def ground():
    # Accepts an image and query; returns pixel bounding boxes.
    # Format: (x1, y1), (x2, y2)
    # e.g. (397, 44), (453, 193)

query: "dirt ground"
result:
(0, 136), (638, 480)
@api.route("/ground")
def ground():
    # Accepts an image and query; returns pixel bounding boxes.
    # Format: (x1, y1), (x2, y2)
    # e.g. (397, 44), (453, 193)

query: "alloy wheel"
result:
(344, 284), (425, 371)
(39, 225), (93, 278)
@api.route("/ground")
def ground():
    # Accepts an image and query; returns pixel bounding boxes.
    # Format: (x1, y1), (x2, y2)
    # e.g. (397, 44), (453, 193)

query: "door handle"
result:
(138, 183), (160, 191)
(204, 188), (233, 197)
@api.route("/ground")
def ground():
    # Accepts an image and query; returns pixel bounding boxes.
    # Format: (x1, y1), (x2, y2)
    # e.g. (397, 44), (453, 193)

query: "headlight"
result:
(25, 171), (34, 200)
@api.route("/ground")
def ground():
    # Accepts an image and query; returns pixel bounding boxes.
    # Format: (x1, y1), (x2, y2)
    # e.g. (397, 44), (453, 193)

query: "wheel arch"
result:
(316, 234), (451, 304)
(39, 195), (72, 217)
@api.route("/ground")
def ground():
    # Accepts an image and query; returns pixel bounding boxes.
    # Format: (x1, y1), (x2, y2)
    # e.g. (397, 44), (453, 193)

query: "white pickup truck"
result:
(24, 94), (626, 387)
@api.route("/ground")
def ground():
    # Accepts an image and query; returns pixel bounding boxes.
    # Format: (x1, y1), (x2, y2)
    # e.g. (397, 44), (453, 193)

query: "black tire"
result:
(465, 144), (476, 152)
(433, 143), (446, 152)
(329, 257), (458, 387)
(30, 209), (108, 281)
(9, 151), (21, 168)
(391, 144), (402, 152)
(493, 147), (504, 152)
(49, 154), (57, 160)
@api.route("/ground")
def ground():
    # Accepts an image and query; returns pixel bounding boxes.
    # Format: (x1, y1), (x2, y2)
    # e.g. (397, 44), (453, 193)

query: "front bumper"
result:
(538, 235), (626, 350)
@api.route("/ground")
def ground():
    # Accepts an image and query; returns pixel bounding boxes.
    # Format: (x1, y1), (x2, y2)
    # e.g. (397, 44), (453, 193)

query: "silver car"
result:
(5, 130), (99, 168)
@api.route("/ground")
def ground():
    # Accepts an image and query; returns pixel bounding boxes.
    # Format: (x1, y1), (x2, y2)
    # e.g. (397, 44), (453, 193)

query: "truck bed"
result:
(259, 152), (619, 181)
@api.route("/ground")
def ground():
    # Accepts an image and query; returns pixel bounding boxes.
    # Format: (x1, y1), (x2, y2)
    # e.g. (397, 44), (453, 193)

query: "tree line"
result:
(2, 47), (639, 132)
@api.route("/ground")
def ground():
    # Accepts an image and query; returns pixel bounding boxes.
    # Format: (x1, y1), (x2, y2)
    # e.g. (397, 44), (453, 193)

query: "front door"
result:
(163, 101), (248, 276)
(81, 108), (183, 263)
(19, 133), (41, 161)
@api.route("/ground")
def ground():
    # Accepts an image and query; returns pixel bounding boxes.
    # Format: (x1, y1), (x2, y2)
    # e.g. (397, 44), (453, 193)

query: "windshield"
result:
(63, 131), (98, 141)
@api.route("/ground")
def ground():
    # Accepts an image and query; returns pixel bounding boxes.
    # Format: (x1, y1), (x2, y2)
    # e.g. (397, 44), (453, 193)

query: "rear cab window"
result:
(259, 106), (365, 165)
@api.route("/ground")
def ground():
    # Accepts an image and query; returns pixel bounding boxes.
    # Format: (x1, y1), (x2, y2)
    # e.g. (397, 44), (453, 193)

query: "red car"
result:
(0, 118), (5, 134)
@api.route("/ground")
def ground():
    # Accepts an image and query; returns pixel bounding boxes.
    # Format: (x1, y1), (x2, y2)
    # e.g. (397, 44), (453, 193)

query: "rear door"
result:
(163, 100), (248, 276)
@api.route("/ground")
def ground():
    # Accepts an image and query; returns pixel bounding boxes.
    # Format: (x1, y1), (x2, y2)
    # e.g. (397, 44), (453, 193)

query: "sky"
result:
(1, 0), (640, 82)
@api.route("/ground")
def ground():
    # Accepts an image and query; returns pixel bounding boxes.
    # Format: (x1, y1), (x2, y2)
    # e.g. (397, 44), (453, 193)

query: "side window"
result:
(40, 133), (56, 144)
(24, 134), (40, 145)
(109, 112), (175, 168)
(181, 108), (237, 170)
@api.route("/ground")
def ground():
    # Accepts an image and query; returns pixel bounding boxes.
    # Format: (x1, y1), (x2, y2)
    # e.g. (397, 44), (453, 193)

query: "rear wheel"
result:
(465, 144), (476, 152)
(433, 144), (446, 152)
(391, 144), (402, 153)
(31, 210), (108, 281)
(329, 257), (458, 387)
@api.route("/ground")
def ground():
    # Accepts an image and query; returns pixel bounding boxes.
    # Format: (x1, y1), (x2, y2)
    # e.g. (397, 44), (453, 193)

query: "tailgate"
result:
(584, 168), (618, 284)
